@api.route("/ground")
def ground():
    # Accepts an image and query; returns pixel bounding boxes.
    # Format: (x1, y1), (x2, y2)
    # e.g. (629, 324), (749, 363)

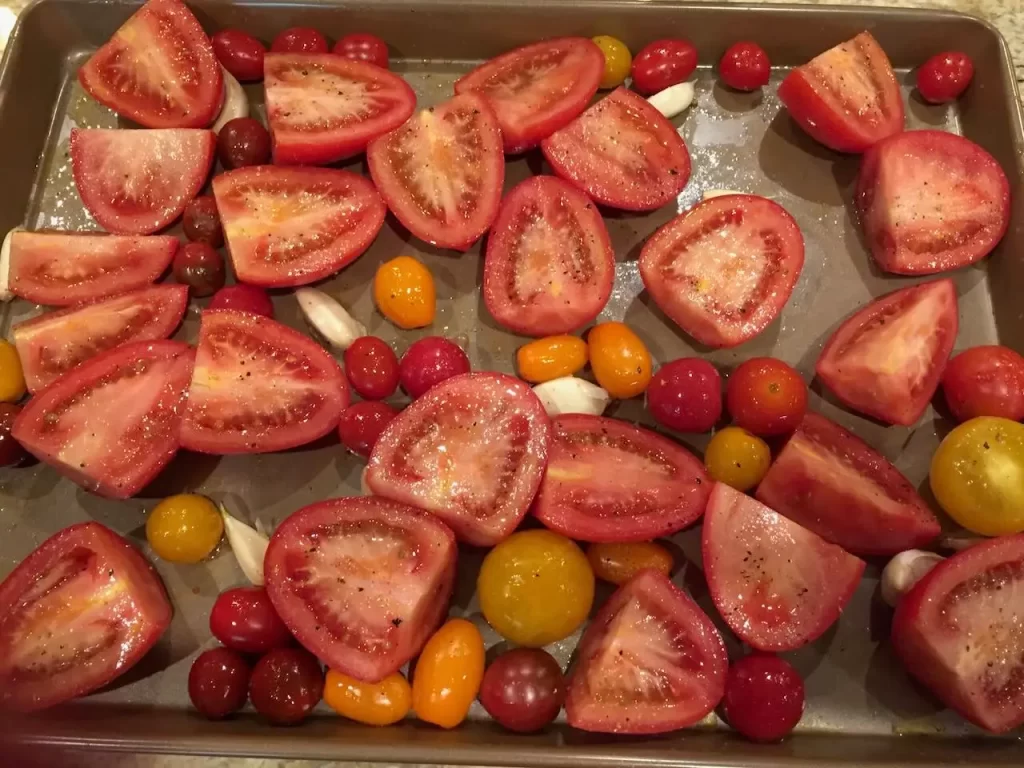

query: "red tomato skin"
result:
(647, 358), (722, 432)
(479, 648), (566, 732)
(725, 357), (808, 437)
(249, 647), (323, 725)
(942, 345), (1024, 422)
(917, 51), (974, 104)
(271, 27), (328, 54)
(723, 654), (805, 742)
(630, 39), (698, 96)
(337, 401), (399, 457)
(188, 647), (250, 719)
(212, 30), (266, 82)
(344, 337), (400, 400)
(332, 33), (389, 68)
(210, 586), (293, 654)
(399, 337), (471, 399)
(719, 42), (771, 91)
(208, 284), (274, 317)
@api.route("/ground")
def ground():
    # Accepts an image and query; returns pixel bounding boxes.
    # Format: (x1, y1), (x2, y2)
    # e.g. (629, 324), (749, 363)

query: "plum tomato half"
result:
(587, 322), (652, 399)
(586, 541), (674, 585)
(398, 337), (470, 399)
(630, 39), (698, 96)
(212, 29), (267, 82)
(173, 242), (226, 297)
(216, 117), (272, 169)
(271, 27), (328, 54)
(182, 195), (224, 247)
(722, 654), (805, 742)
(332, 33), (389, 68)
(249, 647), (324, 725)
(0, 404), (28, 467)
(725, 357), (807, 436)
(647, 358), (722, 432)
(208, 284), (274, 317)
(480, 648), (566, 733)
(411, 618), (485, 729)
(210, 586), (293, 654)
(916, 51), (974, 104)
(188, 647), (250, 719)
(719, 41), (771, 91)
(344, 336), (400, 400)
(337, 401), (399, 458)
(942, 345), (1024, 423)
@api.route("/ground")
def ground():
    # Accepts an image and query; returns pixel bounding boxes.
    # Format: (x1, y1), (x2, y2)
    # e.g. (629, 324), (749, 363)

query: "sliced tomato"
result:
(482, 176), (614, 336)
(454, 37), (603, 154)
(532, 414), (710, 543)
(78, 0), (222, 128)
(12, 340), (194, 498)
(566, 569), (727, 734)
(856, 130), (1011, 275)
(264, 497), (456, 683)
(7, 232), (177, 306)
(0, 522), (171, 712)
(540, 87), (690, 211)
(265, 53), (416, 165)
(366, 372), (550, 546)
(367, 92), (504, 250)
(816, 279), (958, 426)
(638, 194), (805, 348)
(212, 166), (386, 287)
(778, 31), (904, 153)
(755, 411), (940, 555)
(71, 128), (215, 235)
(892, 533), (1024, 733)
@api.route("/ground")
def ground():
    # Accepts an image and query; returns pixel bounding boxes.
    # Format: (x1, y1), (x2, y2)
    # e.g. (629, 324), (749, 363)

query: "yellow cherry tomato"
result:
(587, 541), (674, 585)
(516, 335), (588, 384)
(587, 322), (652, 399)
(704, 426), (771, 492)
(930, 417), (1024, 536)
(373, 255), (436, 329)
(0, 340), (26, 403)
(477, 529), (594, 647)
(324, 669), (411, 726)
(592, 35), (632, 89)
(412, 618), (484, 729)
(145, 494), (223, 563)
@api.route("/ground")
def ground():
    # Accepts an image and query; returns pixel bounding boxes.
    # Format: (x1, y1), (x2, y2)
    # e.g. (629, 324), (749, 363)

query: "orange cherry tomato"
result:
(586, 541), (674, 585)
(411, 618), (484, 729)
(373, 255), (436, 329)
(587, 322), (652, 399)
(516, 335), (588, 383)
(323, 669), (411, 726)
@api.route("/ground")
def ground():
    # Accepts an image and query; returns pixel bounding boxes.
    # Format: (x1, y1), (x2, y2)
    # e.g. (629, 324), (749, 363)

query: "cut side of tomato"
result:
(892, 533), (1024, 733)
(13, 284), (188, 393)
(816, 279), (958, 426)
(454, 37), (604, 154)
(482, 176), (614, 336)
(703, 482), (865, 652)
(265, 53), (416, 165)
(366, 372), (550, 547)
(566, 569), (727, 734)
(78, 0), (222, 128)
(540, 87), (690, 211)
(264, 497), (456, 683)
(12, 340), (194, 498)
(755, 411), (940, 555)
(212, 166), (386, 287)
(639, 194), (805, 348)
(181, 309), (348, 454)
(856, 130), (1011, 275)
(533, 414), (710, 543)
(71, 128), (215, 235)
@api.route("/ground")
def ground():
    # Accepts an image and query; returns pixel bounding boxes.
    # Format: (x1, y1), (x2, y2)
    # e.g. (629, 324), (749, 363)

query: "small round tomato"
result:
(0, 340), (26, 403)
(587, 322), (652, 399)
(182, 195), (223, 247)
(337, 401), (399, 457)
(146, 494), (223, 563)
(271, 27), (328, 54)
(917, 51), (974, 104)
(478, 529), (594, 647)
(208, 284), (274, 317)
(412, 618), (485, 729)
(704, 426), (771, 492)
(479, 648), (565, 733)
(719, 42), (771, 91)
(212, 29), (266, 82)
(941, 345), (1024, 423)
(630, 39), (698, 96)
(324, 669), (411, 726)
(586, 541), (674, 585)
(250, 647), (324, 725)
(173, 242), (226, 298)
(373, 256), (436, 330)
(188, 647), (250, 719)
(332, 33), (389, 68)
(399, 337), (470, 399)
(0, 403), (28, 467)
(723, 654), (805, 742)
(592, 35), (631, 89)
(516, 335), (588, 384)
(217, 117), (271, 170)
(344, 336), (400, 400)
(726, 357), (807, 436)
(647, 358), (721, 432)
(210, 586), (293, 654)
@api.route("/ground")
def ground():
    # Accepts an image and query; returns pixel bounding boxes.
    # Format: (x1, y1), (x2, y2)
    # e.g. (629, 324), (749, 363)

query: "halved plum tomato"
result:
(212, 166), (385, 287)
(892, 533), (1024, 733)
(12, 340), (194, 498)
(366, 372), (550, 547)
(482, 176), (614, 337)
(532, 414), (710, 543)
(856, 130), (1011, 275)
(638, 194), (805, 348)
(71, 128), (215, 235)
(13, 284), (188, 393)
(265, 496), (456, 683)
(566, 569), (727, 734)
(755, 411), (940, 555)
(778, 31), (903, 153)
(454, 37), (604, 154)
(181, 309), (348, 454)
(78, 0), (222, 128)
(6, 232), (178, 306)
(0, 522), (171, 712)
(264, 53), (416, 165)
(703, 482), (865, 652)
(367, 92), (504, 250)
(816, 279), (958, 426)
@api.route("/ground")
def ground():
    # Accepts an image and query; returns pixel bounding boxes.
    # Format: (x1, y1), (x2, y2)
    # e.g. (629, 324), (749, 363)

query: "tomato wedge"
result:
(6, 232), (177, 306)
(367, 92), (504, 250)
(12, 340), (194, 498)
(482, 176), (614, 336)
(755, 411), (940, 555)
(265, 53), (416, 165)
(265, 497), (457, 683)
(181, 309), (348, 454)
(71, 128), (215, 235)
(639, 194), (805, 348)
(366, 372), (550, 546)
(212, 166), (386, 287)
(856, 130), (1011, 275)
(566, 569), (727, 734)
(78, 0), (222, 128)
(0, 522), (171, 712)
(540, 87), (690, 211)
(778, 31), (903, 153)
(454, 37), (603, 153)
(892, 533), (1024, 733)
(13, 284), (188, 393)
(816, 279), (958, 426)
(532, 414), (710, 543)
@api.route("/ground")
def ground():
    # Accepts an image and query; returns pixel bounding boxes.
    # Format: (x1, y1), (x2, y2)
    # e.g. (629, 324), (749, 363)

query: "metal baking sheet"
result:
(0, 0), (1022, 765)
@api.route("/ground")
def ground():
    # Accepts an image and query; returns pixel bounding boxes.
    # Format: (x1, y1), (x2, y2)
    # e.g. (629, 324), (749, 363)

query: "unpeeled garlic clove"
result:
(220, 504), (270, 586)
(532, 377), (610, 417)
(647, 82), (695, 119)
(703, 189), (744, 200)
(0, 227), (23, 302)
(880, 549), (944, 607)
(296, 287), (366, 351)
(212, 68), (249, 133)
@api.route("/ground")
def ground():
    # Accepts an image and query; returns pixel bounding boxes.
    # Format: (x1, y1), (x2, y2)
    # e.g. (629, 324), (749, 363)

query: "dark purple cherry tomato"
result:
(249, 647), (323, 725)
(917, 51), (974, 104)
(209, 586), (293, 654)
(188, 647), (250, 719)
(942, 345), (1024, 422)
(211, 29), (267, 82)
(209, 284), (274, 317)
(479, 648), (565, 732)
(173, 242), (225, 298)
(647, 358), (722, 433)
(271, 27), (328, 54)
(182, 195), (224, 247)
(337, 401), (398, 457)
(332, 33), (389, 68)
(344, 336), (400, 400)
(217, 117), (272, 170)
(0, 403), (28, 467)
(630, 39), (698, 96)
(399, 337), (470, 399)
(722, 653), (805, 742)
(719, 41), (771, 91)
